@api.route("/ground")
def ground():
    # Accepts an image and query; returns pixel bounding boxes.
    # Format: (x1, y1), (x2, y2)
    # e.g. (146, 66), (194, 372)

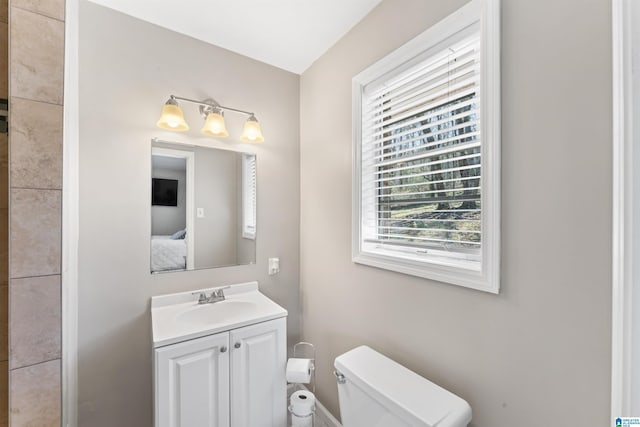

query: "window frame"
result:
(352, 0), (501, 293)
(241, 153), (257, 240)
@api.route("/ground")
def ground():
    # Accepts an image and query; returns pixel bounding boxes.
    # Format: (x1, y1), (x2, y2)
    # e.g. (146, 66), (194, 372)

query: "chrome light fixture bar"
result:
(157, 95), (265, 143)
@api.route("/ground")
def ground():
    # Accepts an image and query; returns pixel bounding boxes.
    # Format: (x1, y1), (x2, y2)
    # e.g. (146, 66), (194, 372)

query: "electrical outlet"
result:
(268, 258), (280, 275)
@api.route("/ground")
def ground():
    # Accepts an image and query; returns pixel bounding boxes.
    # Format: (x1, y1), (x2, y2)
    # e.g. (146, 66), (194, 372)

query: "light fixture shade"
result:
(156, 99), (189, 131)
(201, 111), (229, 138)
(240, 115), (264, 143)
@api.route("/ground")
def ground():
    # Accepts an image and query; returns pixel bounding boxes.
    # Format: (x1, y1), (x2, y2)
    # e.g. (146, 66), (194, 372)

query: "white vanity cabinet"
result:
(229, 319), (286, 427)
(154, 317), (287, 427)
(155, 332), (230, 427)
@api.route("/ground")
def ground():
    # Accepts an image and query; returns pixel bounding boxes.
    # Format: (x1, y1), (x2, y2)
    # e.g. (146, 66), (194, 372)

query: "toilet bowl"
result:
(334, 346), (471, 427)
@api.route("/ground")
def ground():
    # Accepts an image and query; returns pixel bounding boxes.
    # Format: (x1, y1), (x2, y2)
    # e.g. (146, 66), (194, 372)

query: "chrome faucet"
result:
(192, 286), (229, 304)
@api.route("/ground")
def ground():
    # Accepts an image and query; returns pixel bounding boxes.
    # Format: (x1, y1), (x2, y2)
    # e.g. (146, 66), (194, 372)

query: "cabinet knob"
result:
(220, 346), (227, 353)
(234, 342), (241, 349)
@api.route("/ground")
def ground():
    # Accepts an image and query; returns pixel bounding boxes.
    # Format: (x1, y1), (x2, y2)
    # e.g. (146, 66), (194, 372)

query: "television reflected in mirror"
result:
(152, 178), (179, 206)
(150, 140), (256, 273)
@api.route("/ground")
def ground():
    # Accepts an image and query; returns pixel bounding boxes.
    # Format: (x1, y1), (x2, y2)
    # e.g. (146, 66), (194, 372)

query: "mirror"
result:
(150, 140), (256, 273)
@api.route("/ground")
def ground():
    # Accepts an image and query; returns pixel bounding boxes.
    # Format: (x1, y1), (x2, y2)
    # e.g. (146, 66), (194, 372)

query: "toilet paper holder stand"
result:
(293, 341), (316, 394)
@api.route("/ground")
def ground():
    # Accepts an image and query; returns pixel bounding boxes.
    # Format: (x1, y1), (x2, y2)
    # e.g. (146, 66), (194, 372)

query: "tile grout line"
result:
(9, 95), (63, 108)
(8, 273), (61, 281)
(9, 187), (63, 192)
(10, 5), (64, 24)
(8, 356), (60, 372)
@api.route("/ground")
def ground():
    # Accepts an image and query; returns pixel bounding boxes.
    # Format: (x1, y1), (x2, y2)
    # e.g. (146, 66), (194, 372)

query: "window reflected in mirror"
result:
(242, 153), (257, 240)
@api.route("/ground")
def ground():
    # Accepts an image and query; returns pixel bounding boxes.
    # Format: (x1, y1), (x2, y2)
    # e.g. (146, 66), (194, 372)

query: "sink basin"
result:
(176, 300), (257, 325)
(151, 281), (288, 348)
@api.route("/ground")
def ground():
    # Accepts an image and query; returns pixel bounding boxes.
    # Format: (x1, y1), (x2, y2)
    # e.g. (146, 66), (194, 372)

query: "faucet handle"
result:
(211, 289), (225, 299)
(191, 291), (208, 304)
(210, 286), (230, 298)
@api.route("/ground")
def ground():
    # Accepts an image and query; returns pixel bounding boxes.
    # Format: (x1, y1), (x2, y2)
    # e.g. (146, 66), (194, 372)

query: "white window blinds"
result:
(353, 0), (500, 293)
(242, 153), (256, 240)
(360, 33), (482, 262)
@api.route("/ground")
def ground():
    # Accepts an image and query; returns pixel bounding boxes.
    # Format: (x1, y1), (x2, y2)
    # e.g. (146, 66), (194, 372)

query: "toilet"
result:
(334, 346), (471, 427)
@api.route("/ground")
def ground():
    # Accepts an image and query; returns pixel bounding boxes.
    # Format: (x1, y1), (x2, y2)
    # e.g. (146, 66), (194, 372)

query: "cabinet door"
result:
(230, 317), (287, 427)
(155, 333), (230, 427)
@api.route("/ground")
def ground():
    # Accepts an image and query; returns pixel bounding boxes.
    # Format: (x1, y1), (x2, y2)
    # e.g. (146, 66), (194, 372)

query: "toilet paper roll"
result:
(286, 358), (313, 384)
(289, 390), (316, 417)
(291, 413), (313, 427)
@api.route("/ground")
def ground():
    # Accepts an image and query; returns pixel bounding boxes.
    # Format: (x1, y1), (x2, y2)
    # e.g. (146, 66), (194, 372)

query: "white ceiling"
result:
(87, 0), (383, 74)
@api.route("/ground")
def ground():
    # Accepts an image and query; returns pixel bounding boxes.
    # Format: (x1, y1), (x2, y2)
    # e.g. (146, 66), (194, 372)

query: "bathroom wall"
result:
(7, 0), (64, 425)
(300, 0), (612, 425)
(78, 1), (300, 426)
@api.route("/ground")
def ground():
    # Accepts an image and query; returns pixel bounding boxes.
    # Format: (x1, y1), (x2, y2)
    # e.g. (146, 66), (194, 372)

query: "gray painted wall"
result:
(300, 0), (612, 426)
(78, 2), (300, 426)
(193, 146), (238, 269)
(151, 164), (186, 236)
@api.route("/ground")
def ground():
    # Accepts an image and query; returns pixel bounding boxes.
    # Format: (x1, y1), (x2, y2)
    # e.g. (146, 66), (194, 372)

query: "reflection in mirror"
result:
(151, 140), (256, 273)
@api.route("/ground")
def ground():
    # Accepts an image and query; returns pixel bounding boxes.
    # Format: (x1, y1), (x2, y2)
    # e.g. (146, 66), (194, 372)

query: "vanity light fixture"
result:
(157, 95), (264, 142)
(201, 106), (229, 138)
(241, 114), (265, 143)
(156, 98), (189, 131)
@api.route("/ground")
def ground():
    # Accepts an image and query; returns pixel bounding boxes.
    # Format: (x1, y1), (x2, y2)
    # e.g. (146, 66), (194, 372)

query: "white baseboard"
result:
(313, 395), (341, 427)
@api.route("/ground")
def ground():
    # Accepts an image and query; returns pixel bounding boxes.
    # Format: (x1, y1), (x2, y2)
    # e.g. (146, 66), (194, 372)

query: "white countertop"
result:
(151, 281), (287, 348)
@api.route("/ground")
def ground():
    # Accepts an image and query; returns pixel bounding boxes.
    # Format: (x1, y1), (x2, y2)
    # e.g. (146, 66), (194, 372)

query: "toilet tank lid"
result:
(334, 346), (471, 427)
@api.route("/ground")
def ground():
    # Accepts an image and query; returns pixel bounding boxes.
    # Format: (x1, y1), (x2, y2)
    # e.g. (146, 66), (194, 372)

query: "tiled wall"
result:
(8, 0), (64, 425)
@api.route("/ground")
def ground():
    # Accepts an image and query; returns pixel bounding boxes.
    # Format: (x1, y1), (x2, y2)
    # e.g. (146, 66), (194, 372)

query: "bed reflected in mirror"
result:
(150, 140), (256, 273)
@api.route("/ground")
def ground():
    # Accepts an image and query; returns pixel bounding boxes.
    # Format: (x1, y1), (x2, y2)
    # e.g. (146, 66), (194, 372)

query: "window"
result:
(352, 0), (500, 293)
(242, 153), (257, 240)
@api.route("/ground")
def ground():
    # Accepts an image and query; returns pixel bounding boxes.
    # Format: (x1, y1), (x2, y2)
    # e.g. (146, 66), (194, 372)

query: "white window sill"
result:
(353, 249), (498, 294)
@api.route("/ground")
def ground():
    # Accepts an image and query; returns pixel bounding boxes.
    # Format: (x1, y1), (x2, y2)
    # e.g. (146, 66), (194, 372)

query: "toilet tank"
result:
(334, 346), (471, 427)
